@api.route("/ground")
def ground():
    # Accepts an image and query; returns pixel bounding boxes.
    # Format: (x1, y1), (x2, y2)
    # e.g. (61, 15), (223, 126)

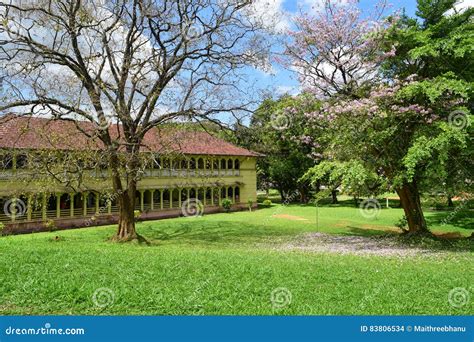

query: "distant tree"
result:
(416, 0), (457, 26)
(301, 160), (386, 206)
(283, 0), (391, 98)
(249, 94), (322, 202)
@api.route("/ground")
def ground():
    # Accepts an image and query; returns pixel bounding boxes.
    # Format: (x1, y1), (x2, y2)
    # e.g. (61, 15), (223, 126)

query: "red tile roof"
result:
(0, 114), (260, 157)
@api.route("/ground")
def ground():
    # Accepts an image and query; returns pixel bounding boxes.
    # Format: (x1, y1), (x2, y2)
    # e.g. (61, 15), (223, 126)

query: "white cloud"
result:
(275, 85), (300, 96)
(299, 0), (349, 14)
(455, 0), (474, 10)
(246, 0), (290, 33)
(445, 0), (474, 15)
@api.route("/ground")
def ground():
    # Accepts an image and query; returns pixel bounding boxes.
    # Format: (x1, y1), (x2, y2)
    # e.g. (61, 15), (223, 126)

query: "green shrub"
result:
(0, 222), (5, 235)
(44, 219), (56, 232)
(395, 216), (408, 233)
(262, 199), (272, 207)
(247, 199), (254, 212)
(134, 210), (142, 221)
(221, 199), (232, 212)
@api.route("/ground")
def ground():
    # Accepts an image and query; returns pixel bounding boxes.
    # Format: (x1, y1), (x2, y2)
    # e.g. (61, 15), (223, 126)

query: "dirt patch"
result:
(276, 232), (444, 257)
(432, 231), (464, 239)
(273, 214), (309, 221)
(359, 224), (400, 232)
(334, 220), (352, 227)
(334, 221), (399, 233)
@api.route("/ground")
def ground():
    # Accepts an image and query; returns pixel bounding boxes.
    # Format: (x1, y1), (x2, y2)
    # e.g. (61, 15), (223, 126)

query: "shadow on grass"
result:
(341, 226), (473, 253)
(425, 210), (474, 231)
(280, 198), (403, 209)
(133, 208), (473, 252)
(137, 220), (295, 245)
(344, 226), (398, 237)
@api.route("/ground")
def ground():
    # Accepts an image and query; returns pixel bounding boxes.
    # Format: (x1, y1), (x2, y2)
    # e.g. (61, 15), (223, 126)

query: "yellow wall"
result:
(0, 154), (258, 204)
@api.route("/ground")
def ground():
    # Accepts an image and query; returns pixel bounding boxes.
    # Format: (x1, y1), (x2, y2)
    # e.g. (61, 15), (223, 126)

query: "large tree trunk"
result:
(447, 195), (454, 207)
(278, 187), (285, 203)
(115, 188), (137, 241)
(331, 189), (338, 204)
(396, 181), (430, 235)
(109, 150), (138, 242)
(299, 187), (309, 203)
(353, 195), (359, 207)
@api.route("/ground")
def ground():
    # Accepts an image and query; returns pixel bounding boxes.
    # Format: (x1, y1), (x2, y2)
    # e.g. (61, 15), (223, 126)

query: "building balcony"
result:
(0, 168), (242, 181)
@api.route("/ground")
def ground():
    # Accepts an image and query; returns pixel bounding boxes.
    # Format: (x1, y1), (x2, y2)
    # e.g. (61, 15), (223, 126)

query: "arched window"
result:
(180, 159), (188, 170)
(87, 193), (95, 209)
(220, 159), (226, 170)
(181, 189), (188, 201)
(213, 159), (219, 170)
(189, 157), (196, 169)
(227, 159), (233, 170)
(198, 158), (204, 169)
(153, 190), (161, 208)
(98, 158), (108, 170)
(16, 154), (28, 169)
(170, 158), (178, 170)
(0, 153), (13, 170)
(205, 188), (212, 202)
(162, 189), (170, 205)
(234, 159), (240, 170)
(60, 193), (70, 210)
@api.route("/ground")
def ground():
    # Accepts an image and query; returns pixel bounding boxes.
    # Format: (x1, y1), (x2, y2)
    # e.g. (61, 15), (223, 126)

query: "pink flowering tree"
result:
(317, 77), (470, 234)
(284, 0), (393, 98)
(285, 0), (472, 235)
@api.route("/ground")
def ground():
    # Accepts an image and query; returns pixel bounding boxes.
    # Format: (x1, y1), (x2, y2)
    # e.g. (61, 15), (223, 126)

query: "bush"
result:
(221, 199), (232, 212)
(247, 199), (254, 212)
(262, 199), (272, 207)
(395, 215), (408, 233)
(44, 219), (56, 232)
(134, 210), (142, 221)
(0, 222), (5, 235)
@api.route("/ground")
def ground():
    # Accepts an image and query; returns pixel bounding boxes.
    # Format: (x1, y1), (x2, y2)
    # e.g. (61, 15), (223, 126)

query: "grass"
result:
(0, 202), (472, 315)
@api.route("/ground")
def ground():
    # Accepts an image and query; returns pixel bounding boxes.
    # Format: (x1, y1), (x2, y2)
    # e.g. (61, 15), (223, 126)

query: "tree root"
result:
(110, 233), (150, 245)
(400, 229), (435, 238)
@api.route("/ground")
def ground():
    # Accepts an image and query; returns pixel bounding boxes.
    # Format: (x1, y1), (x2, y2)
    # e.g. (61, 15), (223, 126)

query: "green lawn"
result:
(0, 203), (472, 315)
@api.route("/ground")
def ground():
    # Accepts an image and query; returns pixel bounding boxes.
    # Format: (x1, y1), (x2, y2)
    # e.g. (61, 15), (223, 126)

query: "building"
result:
(0, 115), (259, 234)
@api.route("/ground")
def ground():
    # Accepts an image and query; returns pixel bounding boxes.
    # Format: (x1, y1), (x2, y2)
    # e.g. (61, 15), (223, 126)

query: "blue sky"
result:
(259, 0), (418, 97)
